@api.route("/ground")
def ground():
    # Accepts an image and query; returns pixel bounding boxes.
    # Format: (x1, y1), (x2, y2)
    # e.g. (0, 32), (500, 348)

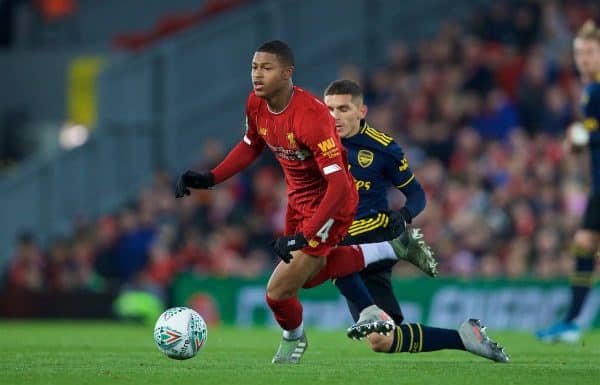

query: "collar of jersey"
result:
(267, 87), (295, 115)
(359, 119), (370, 134)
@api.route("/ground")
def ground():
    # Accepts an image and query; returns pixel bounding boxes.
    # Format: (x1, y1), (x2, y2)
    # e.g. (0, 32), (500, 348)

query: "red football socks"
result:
(266, 295), (303, 331)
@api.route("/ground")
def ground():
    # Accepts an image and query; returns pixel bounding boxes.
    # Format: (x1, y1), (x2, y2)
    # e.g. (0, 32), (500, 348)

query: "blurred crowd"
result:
(4, 0), (600, 294)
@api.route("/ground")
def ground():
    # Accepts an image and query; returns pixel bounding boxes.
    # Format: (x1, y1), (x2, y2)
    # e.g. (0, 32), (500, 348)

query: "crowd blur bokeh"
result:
(4, 0), (600, 295)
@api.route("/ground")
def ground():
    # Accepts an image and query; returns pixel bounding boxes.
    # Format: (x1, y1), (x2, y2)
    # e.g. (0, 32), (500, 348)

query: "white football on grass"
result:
(153, 307), (207, 360)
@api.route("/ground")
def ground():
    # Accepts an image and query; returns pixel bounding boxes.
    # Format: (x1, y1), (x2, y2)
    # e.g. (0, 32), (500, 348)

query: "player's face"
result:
(251, 52), (292, 98)
(324, 94), (367, 138)
(574, 38), (600, 79)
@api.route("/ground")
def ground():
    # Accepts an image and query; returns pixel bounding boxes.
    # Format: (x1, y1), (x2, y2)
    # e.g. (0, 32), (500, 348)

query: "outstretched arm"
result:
(396, 178), (426, 222)
(384, 142), (425, 224)
(175, 110), (265, 198)
(175, 136), (264, 198)
(211, 138), (264, 183)
(212, 111), (267, 183)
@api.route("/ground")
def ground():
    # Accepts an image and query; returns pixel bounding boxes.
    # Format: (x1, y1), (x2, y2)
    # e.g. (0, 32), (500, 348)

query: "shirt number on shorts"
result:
(316, 218), (335, 242)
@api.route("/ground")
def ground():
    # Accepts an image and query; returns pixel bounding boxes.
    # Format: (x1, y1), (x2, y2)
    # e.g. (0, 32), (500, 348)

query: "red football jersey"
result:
(244, 86), (357, 223)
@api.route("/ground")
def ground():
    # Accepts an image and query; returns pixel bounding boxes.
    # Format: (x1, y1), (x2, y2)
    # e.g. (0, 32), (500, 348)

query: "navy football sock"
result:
(565, 247), (595, 322)
(566, 286), (590, 322)
(334, 273), (374, 312)
(389, 324), (465, 353)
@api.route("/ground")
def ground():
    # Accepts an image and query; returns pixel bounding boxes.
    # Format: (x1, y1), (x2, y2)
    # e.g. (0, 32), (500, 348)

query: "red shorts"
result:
(285, 204), (354, 257)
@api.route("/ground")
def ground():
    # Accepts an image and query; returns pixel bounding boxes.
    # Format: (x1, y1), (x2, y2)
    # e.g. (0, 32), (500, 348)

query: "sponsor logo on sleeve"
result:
(399, 156), (409, 171)
(317, 137), (340, 159)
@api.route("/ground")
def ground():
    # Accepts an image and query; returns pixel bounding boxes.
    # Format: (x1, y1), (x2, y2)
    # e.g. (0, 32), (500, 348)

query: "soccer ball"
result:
(153, 307), (208, 360)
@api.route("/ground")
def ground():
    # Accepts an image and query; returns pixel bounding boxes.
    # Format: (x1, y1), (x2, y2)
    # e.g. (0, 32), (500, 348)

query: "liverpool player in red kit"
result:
(175, 41), (396, 364)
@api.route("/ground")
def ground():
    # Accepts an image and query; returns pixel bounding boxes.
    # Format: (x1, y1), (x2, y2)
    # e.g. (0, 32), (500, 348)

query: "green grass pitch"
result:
(1, 321), (598, 385)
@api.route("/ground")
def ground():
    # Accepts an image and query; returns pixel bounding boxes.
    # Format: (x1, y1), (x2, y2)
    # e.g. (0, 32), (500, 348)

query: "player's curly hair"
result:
(577, 20), (600, 43)
(256, 40), (295, 67)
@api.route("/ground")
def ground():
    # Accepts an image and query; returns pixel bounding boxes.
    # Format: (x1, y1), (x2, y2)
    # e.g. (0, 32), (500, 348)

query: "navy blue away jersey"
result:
(342, 122), (415, 219)
(581, 74), (600, 193)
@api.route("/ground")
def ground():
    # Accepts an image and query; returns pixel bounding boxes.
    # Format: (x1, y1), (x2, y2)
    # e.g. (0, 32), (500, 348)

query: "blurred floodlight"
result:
(59, 123), (89, 149)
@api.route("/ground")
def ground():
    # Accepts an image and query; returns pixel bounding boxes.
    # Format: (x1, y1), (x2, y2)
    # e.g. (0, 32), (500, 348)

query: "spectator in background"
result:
(46, 238), (74, 291)
(544, 85), (574, 136)
(517, 51), (549, 134)
(110, 208), (156, 282)
(7, 232), (45, 290)
(471, 88), (520, 140)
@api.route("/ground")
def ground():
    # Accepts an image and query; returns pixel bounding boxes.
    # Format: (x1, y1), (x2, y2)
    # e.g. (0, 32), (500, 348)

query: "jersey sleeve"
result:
(297, 107), (353, 240)
(383, 141), (415, 188)
(242, 96), (266, 149)
(382, 141), (426, 219)
(297, 108), (346, 177)
(583, 84), (600, 132)
(210, 94), (265, 183)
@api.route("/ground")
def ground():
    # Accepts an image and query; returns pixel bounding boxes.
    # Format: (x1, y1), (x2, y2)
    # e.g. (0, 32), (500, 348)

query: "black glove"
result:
(388, 207), (412, 236)
(271, 233), (308, 263)
(175, 170), (215, 198)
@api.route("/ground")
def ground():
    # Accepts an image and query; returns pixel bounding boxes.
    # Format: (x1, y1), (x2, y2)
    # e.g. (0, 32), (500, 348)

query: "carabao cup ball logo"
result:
(190, 313), (208, 353)
(155, 327), (184, 350)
